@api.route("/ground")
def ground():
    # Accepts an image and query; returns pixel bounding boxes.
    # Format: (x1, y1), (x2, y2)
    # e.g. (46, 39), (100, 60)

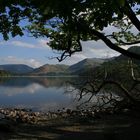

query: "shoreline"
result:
(0, 107), (140, 139)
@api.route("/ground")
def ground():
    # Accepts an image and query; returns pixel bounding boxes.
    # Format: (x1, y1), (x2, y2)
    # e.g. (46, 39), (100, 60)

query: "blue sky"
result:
(0, 34), (121, 68)
(0, 5), (139, 68)
(1, 23), (138, 68)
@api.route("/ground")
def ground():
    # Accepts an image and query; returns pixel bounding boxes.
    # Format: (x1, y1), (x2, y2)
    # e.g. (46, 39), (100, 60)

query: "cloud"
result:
(19, 39), (120, 65)
(43, 39), (121, 65)
(0, 32), (124, 67)
(37, 39), (50, 49)
(11, 41), (36, 48)
(1, 83), (42, 97)
(0, 39), (50, 49)
(81, 40), (120, 57)
(0, 56), (43, 68)
(0, 40), (36, 48)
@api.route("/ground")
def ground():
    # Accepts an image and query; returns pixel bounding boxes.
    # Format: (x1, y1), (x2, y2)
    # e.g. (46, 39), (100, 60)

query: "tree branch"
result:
(122, 1), (140, 31)
(90, 29), (140, 59)
(119, 40), (140, 46)
(106, 34), (140, 46)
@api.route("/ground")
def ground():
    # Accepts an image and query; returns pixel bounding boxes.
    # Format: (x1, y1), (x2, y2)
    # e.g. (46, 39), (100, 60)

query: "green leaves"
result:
(11, 26), (24, 37)
(25, 0), (140, 58)
(117, 0), (125, 6)
(0, 0), (139, 62)
(0, 1), (37, 40)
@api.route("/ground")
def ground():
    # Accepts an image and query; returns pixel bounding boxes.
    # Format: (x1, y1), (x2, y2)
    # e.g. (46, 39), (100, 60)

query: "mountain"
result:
(68, 58), (106, 75)
(0, 70), (11, 76)
(93, 46), (140, 86)
(0, 58), (105, 76)
(1, 46), (139, 76)
(31, 64), (69, 76)
(30, 58), (107, 76)
(0, 64), (34, 74)
(114, 46), (140, 64)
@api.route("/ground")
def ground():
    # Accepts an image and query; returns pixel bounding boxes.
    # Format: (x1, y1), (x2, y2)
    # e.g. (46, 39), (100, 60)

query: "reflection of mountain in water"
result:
(0, 77), (85, 88)
(0, 77), (82, 112)
(0, 77), (35, 87)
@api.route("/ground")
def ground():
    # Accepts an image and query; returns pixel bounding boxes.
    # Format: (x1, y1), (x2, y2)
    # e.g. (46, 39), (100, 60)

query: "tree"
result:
(0, 0), (38, 40)
(26, 0), (140, 61)
(65, 58), (140, 111)
(0, 0), (140, 111)
(0, 1), (139, 60)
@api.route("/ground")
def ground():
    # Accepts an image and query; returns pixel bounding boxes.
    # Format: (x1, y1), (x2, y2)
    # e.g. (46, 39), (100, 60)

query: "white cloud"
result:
(0, 56), (43, 68)
(43, 39), (121, 65)
(28, 58), (42, 68)
(2, 83), (42, 97)
(81, 40), (120, 58)
(120, 43), (140, 50)
(72, 53), (87, 59)
(11, 41), (36, 48)
(37, 39), (50, 49)
(0, 29), (129, 67)
(0, 39), (50, 49)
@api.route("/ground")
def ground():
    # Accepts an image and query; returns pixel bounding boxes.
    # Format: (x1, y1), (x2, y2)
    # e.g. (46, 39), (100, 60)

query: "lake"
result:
(0, 77), (88, 112)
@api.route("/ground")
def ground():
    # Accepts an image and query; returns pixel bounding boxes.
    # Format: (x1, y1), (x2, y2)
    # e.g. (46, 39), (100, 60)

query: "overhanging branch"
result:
(123, 1), (140, 31)
(90, 29), (140, 59)
(106, 34), (140, 46)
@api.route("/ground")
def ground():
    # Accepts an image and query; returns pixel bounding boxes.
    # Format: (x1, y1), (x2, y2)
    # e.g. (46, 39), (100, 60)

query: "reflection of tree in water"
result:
(65, 80), (122, 111)
(65, 60), (140, 112)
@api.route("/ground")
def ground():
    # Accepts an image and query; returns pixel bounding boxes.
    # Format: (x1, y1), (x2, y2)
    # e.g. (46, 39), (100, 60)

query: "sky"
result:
(0, 24), (138, 68)
(0, 37), (121, 68)
(0, 4), (139, 69)
(0, 26), (123, 68)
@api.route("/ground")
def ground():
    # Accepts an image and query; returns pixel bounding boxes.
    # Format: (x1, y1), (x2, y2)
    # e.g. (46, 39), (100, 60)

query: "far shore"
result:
(0, 75), (80, 78)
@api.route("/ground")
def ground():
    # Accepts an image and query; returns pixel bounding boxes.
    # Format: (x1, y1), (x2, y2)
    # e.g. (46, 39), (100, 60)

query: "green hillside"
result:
(0, 70), (11, 77)
(31, 64), (69, 76)
(68, 58), (106, 75)
(92, 46), (140, 90)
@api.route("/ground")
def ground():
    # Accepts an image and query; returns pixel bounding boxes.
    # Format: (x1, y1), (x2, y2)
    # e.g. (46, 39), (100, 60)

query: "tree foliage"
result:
(26, 0), (140, 60)
(0, 0), (140, 60)
(0, 0), (39, 40)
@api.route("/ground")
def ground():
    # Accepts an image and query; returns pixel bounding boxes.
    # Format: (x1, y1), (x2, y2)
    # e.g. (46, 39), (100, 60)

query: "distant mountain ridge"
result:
(93, 46), (140, 83)
(0, 58), (105, 75)
(68, 58), (106, 74)
(114, 46), (140, 64)
(31, 64), (69, 76)
(31, 58), (106, 76)
(0, 64), (34, 74)
(1, 46), (139, 76)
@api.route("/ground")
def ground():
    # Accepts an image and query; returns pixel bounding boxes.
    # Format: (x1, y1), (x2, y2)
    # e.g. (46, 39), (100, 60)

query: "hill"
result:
(0, 64), (34, 74)
(0, 70), (11, 76)
(1, 46), (139, 76)
(69, 58), (106, 75)
(93, 46), (140, 88)
(114, 46), (140, 64)
(30, 58), (106, 76)
(31, 64), (69, 76)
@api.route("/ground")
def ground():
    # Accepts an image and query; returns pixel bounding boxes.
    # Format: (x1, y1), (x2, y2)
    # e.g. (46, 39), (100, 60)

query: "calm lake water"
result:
(0, 77), (87, 112)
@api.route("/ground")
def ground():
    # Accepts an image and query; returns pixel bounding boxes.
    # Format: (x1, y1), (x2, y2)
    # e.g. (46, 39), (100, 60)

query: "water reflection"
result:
(0, 76), (126, 112)
(0, 77), (85, 112)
